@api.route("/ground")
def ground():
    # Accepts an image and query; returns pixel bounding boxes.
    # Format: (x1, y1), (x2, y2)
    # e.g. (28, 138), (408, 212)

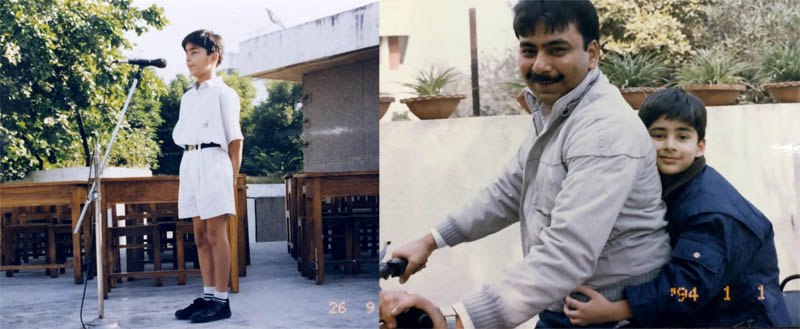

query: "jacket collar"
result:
(661, 156), (706, 198)
(191, 76), (223, 90)
(524, 67), (601, 121)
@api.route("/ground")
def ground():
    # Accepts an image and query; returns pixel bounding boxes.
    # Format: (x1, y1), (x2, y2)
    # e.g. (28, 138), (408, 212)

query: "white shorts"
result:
(178, 147), (236, 219)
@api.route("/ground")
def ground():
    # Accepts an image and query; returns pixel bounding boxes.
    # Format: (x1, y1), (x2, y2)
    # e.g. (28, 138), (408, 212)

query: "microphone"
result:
(114, 58), (167, 68)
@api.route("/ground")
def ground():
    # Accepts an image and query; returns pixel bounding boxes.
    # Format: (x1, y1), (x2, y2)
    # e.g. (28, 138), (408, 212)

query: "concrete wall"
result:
(301, 58), (379, 172)
(246, 184), (287, 243)
(254, 197), (287, 242)
(20, 166), (152, 182)
(379, 103), (800, 324)
(237, 3), (379, 78)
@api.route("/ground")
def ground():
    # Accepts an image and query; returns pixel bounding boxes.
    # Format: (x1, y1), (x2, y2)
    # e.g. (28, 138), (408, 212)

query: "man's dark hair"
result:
(638, 88), (707, 141)
(182, 29), (224, 66)
(512, 0), (599, 50)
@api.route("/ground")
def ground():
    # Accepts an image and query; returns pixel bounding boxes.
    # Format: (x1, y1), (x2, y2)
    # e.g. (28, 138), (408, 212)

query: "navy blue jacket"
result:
(624, 165), (791, 327)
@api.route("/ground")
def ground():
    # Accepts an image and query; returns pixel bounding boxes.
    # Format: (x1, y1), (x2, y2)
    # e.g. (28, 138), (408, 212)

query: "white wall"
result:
(379, 0), (518, 120)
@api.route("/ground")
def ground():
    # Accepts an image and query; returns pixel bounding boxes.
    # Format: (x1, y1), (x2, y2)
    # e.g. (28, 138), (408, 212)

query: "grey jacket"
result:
(435, 68), (671, 328)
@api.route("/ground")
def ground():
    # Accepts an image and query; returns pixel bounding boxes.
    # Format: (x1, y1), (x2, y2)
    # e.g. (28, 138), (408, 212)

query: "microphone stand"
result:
(74, 66), (144, 327)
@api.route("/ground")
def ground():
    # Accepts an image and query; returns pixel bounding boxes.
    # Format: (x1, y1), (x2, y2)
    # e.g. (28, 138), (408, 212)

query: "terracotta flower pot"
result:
(620, 87), (664, 110)
(379, 96), (395, 119)
(762, 81), (800, 103)
(400, 94), (466, 120)
(683, 84), (746, 106)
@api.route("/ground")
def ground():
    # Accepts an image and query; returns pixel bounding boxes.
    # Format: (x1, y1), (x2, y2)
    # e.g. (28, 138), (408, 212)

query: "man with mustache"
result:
(380, 1), (671, 328)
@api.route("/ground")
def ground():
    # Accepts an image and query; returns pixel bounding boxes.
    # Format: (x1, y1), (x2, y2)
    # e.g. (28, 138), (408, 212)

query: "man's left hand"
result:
(380, 290), (446, 329)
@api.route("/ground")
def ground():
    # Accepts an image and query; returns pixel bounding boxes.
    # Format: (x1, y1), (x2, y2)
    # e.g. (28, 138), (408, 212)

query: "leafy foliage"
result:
(601, 52), (670, 89)
(402, 67), (459, 96)
(0, 0), (168, 181)
(675, 48), (749, 86)
(703, 0), (800, 65)
(595, 0), (710, 60)
(760, 39), (800, 83)
(240, 81), (303, 178)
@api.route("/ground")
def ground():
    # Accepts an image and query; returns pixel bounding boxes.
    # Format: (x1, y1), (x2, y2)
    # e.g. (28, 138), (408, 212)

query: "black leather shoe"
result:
(190, 299), (231, 323)
(175, 298), (209, 320)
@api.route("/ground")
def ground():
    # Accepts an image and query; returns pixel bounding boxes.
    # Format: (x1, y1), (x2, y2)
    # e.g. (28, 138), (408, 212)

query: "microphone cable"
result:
(79, 146), (96, 329)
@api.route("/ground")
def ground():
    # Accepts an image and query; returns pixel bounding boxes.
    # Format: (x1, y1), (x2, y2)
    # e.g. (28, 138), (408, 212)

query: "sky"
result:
(125, 0), (376, 100)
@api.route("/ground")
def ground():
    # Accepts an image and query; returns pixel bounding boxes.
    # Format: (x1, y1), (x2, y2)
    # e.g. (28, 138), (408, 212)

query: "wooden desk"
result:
(295, 171), (378, 284)
(284, 176), (299, 259)
(1, 175), (249, 295)
(0, 181), (88, 284)
(98, 175), (248, 296)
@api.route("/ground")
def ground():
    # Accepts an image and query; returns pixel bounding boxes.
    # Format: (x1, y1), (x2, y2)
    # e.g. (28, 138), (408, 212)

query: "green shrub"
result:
(601, 52), (670, 89)
(675, 49), (749, 86)
(760, 39), (800, 83)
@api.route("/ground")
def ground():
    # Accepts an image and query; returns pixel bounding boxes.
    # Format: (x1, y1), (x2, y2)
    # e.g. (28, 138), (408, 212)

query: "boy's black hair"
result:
(512, 0), (599, 50)
(182, 29), (224, 66)
(638, 88), (707, 141)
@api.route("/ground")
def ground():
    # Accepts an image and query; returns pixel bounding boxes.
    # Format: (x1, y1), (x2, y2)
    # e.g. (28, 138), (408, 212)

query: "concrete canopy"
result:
(237, 3), (379, 81)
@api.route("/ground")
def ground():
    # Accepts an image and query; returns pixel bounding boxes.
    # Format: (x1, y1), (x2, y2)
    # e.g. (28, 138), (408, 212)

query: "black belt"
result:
(184, 143), (220, 151)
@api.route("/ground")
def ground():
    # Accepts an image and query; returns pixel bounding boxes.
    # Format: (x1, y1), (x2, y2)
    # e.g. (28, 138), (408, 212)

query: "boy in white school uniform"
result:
(172, 29), (243, 324)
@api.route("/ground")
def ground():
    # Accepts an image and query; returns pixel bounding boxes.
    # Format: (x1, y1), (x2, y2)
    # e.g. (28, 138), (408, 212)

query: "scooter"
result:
(781, 274), (800, 327)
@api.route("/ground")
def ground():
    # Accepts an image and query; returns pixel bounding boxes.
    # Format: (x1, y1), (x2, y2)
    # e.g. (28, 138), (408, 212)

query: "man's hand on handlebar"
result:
(380, 291), (446, 329)
(391, 233), (438, 284)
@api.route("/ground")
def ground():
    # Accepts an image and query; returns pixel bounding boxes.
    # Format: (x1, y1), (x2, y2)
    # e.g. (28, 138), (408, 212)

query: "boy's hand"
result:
(563, 286), (632, 325)
(391, 234), (437, 284)
(379, 291), (446, 329)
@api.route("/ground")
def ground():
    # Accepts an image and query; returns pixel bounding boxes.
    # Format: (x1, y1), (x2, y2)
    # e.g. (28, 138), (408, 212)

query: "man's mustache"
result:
(526, 72), (565, 85)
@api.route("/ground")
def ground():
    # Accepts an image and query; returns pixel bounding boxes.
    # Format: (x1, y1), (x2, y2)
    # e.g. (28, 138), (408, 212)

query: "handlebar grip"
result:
(379, 258), (409, 279)
(396, 307), (434, 328)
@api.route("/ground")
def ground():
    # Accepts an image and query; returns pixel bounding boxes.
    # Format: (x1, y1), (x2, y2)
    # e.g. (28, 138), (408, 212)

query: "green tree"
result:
(153, 70), (256, 175)
(241, 81), (303, 180)
(0, 0), (168, 181)
(153, 74), (192, 175)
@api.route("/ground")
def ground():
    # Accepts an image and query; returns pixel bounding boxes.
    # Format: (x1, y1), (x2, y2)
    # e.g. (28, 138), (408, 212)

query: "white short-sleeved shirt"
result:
(173, 77), (242, 219)
(172, 77), (243, 151)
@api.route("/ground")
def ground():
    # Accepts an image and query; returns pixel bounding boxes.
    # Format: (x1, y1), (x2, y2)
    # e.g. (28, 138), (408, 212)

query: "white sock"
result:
(203, 286), (215, 300)
(213, 290), (228, 302)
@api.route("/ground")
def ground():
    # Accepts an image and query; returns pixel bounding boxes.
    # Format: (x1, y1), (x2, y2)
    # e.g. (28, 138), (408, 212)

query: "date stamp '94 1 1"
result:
(670, 284), (766, 303)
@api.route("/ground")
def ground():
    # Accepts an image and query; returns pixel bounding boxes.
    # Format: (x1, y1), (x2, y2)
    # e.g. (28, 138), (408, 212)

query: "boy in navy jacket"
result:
(564, 88), (791, 327)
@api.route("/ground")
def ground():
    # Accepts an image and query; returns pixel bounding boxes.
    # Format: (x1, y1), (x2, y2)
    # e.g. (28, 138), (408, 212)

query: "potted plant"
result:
(503, 79), (532, 114)
(379, 94), (394, 119)
(760, 39), (800, 103)
(601, 52), (669, 109)
(399, 67), (465, 120)
(676, 49), (749, 106)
